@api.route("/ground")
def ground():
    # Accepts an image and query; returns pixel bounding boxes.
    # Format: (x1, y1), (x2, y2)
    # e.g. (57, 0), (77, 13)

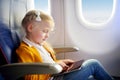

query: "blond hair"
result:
(21, 10), (54, 30)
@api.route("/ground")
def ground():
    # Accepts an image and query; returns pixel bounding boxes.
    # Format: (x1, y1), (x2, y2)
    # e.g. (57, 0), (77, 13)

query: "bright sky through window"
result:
(82, 0), (113, 23)
(76, 0), (116, 28)
(34, 0), (49, 14)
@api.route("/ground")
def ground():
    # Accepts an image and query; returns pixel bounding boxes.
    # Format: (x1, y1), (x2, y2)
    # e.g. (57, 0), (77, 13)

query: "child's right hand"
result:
(56, 60), (69, 71)
(56, 59), (75, 71)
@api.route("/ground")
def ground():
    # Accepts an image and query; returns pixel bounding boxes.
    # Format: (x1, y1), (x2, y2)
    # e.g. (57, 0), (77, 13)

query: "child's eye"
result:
(42, 30), (49, 33)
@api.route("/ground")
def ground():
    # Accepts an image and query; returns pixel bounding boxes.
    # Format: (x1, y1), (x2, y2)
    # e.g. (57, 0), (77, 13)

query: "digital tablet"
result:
(52, 59), (84, 76)
(66, 59), (84, 72)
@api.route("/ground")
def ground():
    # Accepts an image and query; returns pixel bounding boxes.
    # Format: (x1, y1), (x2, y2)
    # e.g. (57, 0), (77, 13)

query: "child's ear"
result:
(27, 24), (33, 32)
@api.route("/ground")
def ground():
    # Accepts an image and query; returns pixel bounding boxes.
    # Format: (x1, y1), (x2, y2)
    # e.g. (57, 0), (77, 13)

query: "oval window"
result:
(76, 0), (116, 29)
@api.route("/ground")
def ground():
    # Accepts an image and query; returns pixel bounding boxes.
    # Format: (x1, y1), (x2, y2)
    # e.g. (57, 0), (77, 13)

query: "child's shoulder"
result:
(17, 41), (33, 50)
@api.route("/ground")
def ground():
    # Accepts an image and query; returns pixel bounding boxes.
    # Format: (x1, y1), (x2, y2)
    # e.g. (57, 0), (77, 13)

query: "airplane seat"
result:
(0, 23), (62, 80)
(0, 0), (31, 79)
(0, 23), (21, 80)
(0, 22), (21, 64)
(0, 0), (61, 80)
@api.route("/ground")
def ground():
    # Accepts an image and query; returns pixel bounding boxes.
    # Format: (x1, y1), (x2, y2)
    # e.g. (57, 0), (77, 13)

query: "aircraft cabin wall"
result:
(0, 0), (35, 38)
(49, 0), (120, 76)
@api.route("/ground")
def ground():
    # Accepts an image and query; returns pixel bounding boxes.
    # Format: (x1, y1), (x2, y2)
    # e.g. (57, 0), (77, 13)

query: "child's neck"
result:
(25, 35), (40, 45)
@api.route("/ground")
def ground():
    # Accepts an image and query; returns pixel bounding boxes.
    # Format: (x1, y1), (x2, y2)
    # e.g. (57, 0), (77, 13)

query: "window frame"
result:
(75, 0), (116, 29)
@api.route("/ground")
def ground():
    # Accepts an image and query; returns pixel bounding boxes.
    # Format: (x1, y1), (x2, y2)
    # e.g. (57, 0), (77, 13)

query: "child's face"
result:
(28, 21), (53, 45)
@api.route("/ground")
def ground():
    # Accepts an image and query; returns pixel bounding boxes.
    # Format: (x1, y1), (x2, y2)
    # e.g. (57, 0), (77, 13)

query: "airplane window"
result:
(34, 0), (50, 14)
(76, 0), (116, 29)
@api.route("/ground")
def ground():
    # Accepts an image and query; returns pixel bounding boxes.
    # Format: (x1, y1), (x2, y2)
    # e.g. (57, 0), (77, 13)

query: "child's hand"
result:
(56, 59), (75, 71)
(62, 59), (74, 65)
(56, 60), (69, 71)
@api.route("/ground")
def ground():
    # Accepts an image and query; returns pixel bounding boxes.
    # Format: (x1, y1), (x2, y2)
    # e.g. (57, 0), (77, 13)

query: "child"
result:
(16, 10), (113, 80)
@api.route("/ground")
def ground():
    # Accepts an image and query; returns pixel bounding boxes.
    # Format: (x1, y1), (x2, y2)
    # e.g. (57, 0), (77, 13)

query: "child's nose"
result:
(45, 33), (49, 38)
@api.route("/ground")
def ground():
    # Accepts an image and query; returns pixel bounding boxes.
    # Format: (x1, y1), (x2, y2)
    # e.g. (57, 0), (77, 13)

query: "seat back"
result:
(0, 0), (34, 79)
(0, 23), (20, 65)
(0, 0), (34, 64)
(0, 22), (21, 80)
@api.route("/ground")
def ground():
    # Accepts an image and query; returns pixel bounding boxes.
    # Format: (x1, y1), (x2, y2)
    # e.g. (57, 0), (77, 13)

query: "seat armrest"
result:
(54, 47), (79, 53)
(0, 63), (62, 80)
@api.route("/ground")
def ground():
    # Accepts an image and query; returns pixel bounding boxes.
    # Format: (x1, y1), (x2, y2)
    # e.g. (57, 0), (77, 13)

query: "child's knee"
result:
(82, 59), (101, 67)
